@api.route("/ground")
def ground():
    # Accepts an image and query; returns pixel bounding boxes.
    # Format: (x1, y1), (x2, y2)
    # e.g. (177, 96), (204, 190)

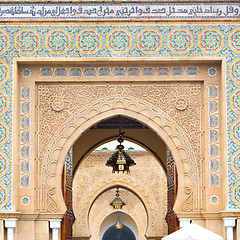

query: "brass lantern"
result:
(106, 131), (136, 173)
(115, 215), (123, 229)
(110, 188), (126, 210)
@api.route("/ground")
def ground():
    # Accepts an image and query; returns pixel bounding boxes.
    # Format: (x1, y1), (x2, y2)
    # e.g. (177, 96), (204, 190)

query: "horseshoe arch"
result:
(40, 96), (199, 215)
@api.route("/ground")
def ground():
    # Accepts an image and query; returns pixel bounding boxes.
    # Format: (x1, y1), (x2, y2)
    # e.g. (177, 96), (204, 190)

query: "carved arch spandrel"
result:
(38, 96), (199, 214)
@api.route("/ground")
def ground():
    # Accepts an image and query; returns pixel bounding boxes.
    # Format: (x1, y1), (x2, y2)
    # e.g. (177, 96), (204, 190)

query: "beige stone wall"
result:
(73, 150), (168, 239)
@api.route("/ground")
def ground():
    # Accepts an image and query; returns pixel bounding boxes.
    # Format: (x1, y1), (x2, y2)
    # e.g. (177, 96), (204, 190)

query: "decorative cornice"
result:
(220, 211), (240, 218)
(0, 212), (21, 219)
(0, 212), (65, 220)
(176, 211), (223, 220)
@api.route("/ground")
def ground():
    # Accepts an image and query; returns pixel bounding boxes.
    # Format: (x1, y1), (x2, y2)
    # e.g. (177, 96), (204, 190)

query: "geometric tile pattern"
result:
(208, 85), (220, 187)
(0, 24), (239, 209)
(20, 87), (32, 189)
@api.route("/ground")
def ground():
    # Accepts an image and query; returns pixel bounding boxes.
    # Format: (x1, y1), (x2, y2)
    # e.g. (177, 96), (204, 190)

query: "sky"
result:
(95, 140), (145, 151)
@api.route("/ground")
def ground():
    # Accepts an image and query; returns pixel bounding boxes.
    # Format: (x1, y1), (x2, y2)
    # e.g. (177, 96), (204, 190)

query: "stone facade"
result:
(0, 1), (239, 239)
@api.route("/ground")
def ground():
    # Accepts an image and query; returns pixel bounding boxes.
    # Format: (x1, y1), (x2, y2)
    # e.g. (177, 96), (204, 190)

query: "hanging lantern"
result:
(106, 131), (136, 173)
(115, 215), (123, 229)
(110, 188), (126, 210)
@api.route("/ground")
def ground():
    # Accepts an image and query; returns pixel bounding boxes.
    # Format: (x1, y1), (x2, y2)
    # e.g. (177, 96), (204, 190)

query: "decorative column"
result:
(4, 219), (17, 240)
(224, 218), (236, 240)
(50, 220), (61, 240)
(179, 219), (191, 228)
(166, 149), (179, 233)
(62, 149), (75, 240)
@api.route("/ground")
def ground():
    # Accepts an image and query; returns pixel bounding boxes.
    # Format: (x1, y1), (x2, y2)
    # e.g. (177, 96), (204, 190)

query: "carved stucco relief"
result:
(36, 82), (202, 213)
(37, 83), (201, 159)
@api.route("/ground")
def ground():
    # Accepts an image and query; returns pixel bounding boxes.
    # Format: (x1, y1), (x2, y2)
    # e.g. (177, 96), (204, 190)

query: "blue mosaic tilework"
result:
(0, 24), (239, 210)
(20, 87), (32, 189)
(208, 85), (220, 188)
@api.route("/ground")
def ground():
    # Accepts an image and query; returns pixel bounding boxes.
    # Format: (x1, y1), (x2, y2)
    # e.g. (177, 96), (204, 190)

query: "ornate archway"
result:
(39, 95), (199, 215)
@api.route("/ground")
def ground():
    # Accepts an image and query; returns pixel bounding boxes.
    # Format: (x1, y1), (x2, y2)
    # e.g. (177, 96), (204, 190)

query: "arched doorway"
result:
(100, 212), (138, 240)
(46, 97), (198, 216)
(61, 116), (179, 239)
(102, 225), (136, 240)
(35, 84), (199, 238)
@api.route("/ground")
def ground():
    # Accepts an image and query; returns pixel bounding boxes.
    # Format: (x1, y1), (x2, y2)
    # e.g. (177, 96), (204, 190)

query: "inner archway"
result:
(69, 115), (178, 239)
(87, 186), (147, 240)
(101, 212), (137, 240)
(72, 116), (167, 173)
(102, 225), (136, 240)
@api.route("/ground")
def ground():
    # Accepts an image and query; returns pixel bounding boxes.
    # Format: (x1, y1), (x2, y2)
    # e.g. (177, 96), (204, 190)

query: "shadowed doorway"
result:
(102, 225), (136, 240)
